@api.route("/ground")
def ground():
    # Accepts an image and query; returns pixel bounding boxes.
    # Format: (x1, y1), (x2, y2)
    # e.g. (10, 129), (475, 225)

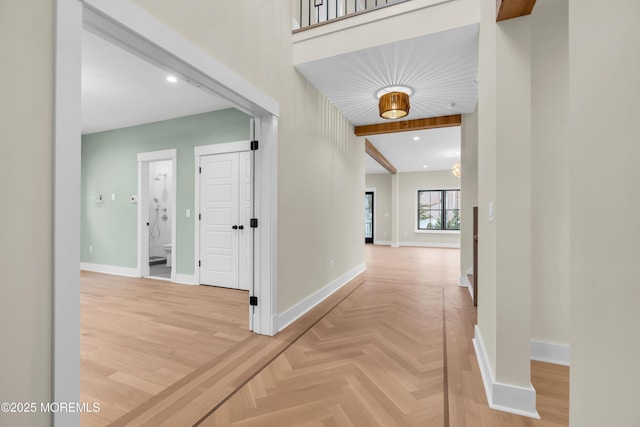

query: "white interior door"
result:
(200, 151), (252, 290)
(200, 153), (239, 288)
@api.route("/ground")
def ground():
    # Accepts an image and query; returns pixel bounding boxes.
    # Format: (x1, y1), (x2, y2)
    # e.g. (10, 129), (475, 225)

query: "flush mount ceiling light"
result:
(166, 75), (178, 83)
(377, 86), (411, 119)
(452, 162), (462, 177)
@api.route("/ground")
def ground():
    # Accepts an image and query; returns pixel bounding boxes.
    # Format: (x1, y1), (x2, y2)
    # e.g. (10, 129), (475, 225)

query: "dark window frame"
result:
(417, 189), (460, 231)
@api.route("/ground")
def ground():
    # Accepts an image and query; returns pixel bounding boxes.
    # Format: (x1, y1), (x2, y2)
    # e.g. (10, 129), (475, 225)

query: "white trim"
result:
(275, 263), (366, 332)
(194, 140), (251, 156)
(398, 241), (460, 249)
(175, 274), (197, 285)
(54, 1), (82, 425)
(137, 149), (177, 162)
(80, 263), (139, 277)
(255, 116), (278, 336)
(390, 242), (400, 248)
(530, 340), (570, 366)
(458, 275), (470, 287)
(414, 229), (460, 235)
(83, 0), (279, 118)
(55, 5), (280, 424)
(374, 240), (391, 246)
(137, 149), (177, 282)
(473, 326), (540, 419)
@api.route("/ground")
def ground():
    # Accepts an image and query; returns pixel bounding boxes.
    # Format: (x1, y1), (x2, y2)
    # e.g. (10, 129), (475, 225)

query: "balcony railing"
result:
(294, 0), (409, 32)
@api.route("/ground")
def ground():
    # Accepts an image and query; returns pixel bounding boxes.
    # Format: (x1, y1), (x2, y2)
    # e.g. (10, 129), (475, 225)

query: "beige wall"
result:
(132, 0), (365, 314)
(365, 174), (392, 244)
(478, 0), (533, 389)
(366, 171), (461, 247)
(477, 0), (499, 376)
(531, 0), (570, 346)
(399, 171), (461, 246)
(569, 0), (640, 425)
(460, 112), (478, 281)
(0, 1), (54, 426)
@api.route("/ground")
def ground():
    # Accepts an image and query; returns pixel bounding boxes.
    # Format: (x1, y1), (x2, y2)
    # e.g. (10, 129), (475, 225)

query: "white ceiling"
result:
(295, 24), (477, 177)
(81, 23), (474, 176)
(365, 126), (461, 174)
(295, 24), (479, 127)
(81, 30), (232, 135)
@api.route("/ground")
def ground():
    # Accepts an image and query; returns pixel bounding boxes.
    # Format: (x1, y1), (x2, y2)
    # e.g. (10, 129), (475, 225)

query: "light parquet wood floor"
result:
(80, 246), (568, 426)
(80, 272), (252, 426)
(201, 246), (569, 427)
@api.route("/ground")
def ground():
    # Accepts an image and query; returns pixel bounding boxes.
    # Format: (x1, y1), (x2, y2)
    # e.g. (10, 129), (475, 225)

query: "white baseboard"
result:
(458, 275), (470, 287)
(398, 241), (461, 249)
(473, 326), (540, 419)
(458, 275), (476, 303)
(175, 274), (197, 285)
(275, 262), (366, 332)
(374, 240), (391, 246)
(80, 262), (139, 277)
(530, 340), (570, 366)
(390, 242), (399, 248)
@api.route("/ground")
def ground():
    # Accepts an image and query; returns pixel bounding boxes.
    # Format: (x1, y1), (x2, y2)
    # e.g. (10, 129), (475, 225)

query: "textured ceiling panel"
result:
(295, 24), (479, 126)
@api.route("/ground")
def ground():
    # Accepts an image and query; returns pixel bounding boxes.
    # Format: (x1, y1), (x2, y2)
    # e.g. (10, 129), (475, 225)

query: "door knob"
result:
(232, 225), (238, 230)
(238, 225), (244, 230)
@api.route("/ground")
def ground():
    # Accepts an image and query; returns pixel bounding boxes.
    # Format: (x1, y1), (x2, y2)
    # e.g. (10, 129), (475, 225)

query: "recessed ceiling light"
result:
(166, 75), (178, 83)
(413, 136), (420, 141)
(423, 164), (428, 168)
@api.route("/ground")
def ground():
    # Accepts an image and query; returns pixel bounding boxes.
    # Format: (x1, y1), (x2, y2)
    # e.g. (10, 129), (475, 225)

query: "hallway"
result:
(80, 246), (568, 426)
(201, 246), (569, 426)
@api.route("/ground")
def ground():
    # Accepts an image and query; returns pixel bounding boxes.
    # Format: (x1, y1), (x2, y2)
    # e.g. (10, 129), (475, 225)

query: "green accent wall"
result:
(81, 108), (250, 275)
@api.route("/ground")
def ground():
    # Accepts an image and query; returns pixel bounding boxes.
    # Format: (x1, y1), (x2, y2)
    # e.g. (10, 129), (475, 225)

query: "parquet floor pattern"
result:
(80, 272), (251, 426)
(80, 246), (568, 426)
(201, 246), (569, 427)
(203, 277), (447, 426)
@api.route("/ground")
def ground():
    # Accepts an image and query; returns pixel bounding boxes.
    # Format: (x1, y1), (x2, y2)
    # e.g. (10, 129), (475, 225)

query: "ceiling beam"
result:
(354, 114), (461, 137)
(365, 139), (397, 175)
(496, 0), (537, 22)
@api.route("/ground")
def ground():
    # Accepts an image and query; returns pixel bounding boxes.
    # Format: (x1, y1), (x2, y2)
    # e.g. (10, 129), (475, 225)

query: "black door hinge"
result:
(249, 296), (258, 306)
(198, 213), (201, 220)
(250, 140), (259, 151)
(198, 260), (201, 267)
(199, 167), (202, 173)
(250, 218), (258, 228)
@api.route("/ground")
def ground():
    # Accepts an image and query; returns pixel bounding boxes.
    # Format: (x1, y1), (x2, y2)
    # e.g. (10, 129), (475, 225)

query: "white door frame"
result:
(194, 140), (252, 287)
(137, 149), (177, 281)
(54, 1), (279, 425)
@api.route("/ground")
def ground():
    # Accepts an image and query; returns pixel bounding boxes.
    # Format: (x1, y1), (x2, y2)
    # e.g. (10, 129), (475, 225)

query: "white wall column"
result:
(390, 173), (400, 247)
(475, 0), (536, 417)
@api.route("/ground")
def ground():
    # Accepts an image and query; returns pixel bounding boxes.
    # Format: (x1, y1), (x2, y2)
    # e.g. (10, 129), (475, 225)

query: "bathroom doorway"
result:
(137, 149), (177, 281)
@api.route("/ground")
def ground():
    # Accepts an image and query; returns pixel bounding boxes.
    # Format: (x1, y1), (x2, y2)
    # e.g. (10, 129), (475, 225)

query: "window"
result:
(417, 190), (460, 231)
